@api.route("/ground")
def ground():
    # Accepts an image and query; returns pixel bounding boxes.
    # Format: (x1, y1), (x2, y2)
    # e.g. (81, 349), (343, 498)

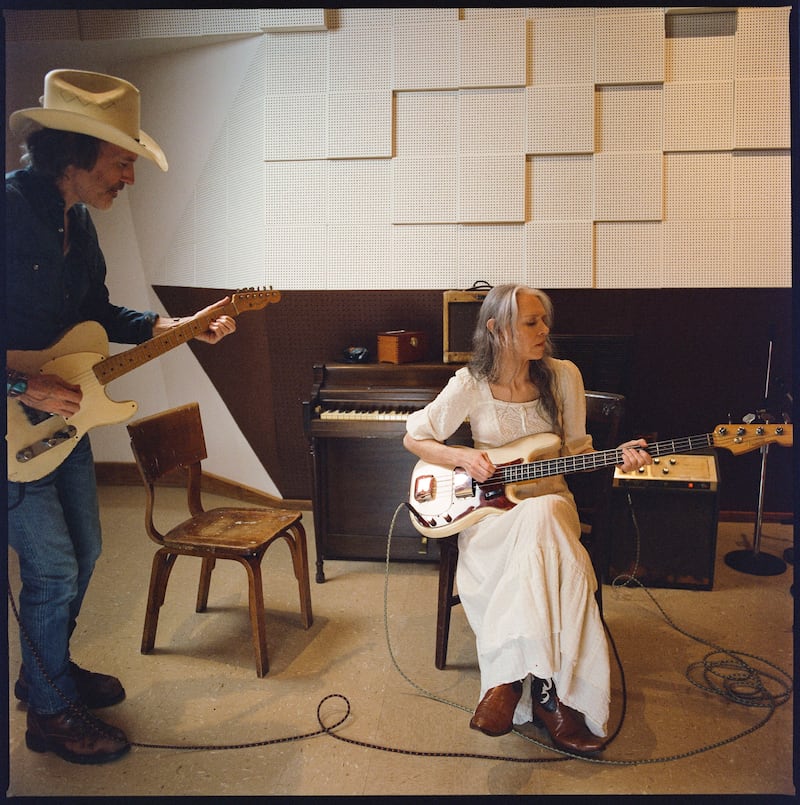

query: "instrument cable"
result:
(6, 496), (792, 765)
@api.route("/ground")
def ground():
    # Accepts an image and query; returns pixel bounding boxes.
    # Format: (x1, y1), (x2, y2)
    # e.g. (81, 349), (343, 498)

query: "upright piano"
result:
(302, 362), (470, 582)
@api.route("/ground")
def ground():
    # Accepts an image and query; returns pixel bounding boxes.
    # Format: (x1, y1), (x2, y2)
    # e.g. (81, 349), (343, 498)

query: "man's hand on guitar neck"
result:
(151, 296), (237, 344)
(14, 372), (83, 418)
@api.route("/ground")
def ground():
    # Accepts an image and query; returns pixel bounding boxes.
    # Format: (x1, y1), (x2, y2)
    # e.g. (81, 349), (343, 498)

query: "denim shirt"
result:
(5, 167), (158, 351)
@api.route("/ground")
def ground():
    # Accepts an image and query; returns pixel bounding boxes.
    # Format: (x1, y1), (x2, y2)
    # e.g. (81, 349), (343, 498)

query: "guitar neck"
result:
(92, 306), (234, 386)
(496, 433), (715, 485)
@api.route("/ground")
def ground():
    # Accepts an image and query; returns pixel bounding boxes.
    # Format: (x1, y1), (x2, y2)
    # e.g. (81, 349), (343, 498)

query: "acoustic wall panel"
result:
(663, 221), (730, 288)
(457, 225), (526, 288)
(391, 157), (458, 224)
(458, 154), (525, 223)
(526, 222), (594, 288)
(3, 9), (81, 40)
(76, 9), (140, 39)
(156, 204), (195, 288)
(137, 9), (208, 38)
(593, 153), (662, 222)
(327, 160), (391, 225)
(394, 92), (459, 156)
(665, 10), (735, 82)
(326, 224), (393, 289)
(735, 6), (791, 79)
(663, 81), (734, 152)
(731, 151), (791, 221)
(260, 8), (329, 32)
(529, 155), (594, 221)
(264, 32), (328, 94)
(264, 95), (327, 161)
(265, 225), (327, 289)
(664, 152), (731, 221)
(595, 10), (664, 85)
(526, 85), (594, 154)
(459, 18), (526, 88)
(327, 91), (393, 158)
(595, 84), (662, 153)
(528, 8), (595, 85)
(595, 222), (662, 288)
(460, 89), (526, 154)
(264, 162), (328, 226)
(226, 165), (267, 289)
(391, 225), (459, 288)
(730, 219), (791, 287)
(393, 21), (459, 90)
(392, 8), (459, 25)
(194, 135), (230, 288)
(734, 78), (791, 149)
(328, 8), (393, 92)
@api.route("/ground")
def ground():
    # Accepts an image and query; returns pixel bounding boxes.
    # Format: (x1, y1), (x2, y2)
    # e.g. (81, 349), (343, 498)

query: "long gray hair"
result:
(468, 283), (561, 432)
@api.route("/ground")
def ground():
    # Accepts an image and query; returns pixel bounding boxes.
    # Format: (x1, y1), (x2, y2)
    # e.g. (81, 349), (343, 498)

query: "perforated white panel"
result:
(391, 225), (459, 289)
(457, 225), (526, 288)
(731, 151), (791, 220)
(735, 6), (791, 80)
(194, 134), (229, 288)
(264, 32), (328, 95)
(328, 8), (393, 92)
(459, 18), (526, 88)
(327, 91), (393, 159)
(663, 221), (730, 287)
(394, 92), (459, 156)
(525, 222), (594, 288)
(264, 95), (327, 161)
(664, 152), (731, 221)
(460, 89), (526, 154)
(327, 160), (391, 225)
(526, 85), (594, 154)
(78, 9), (139, 40)
(155, 203), (195, 287)
(730, 219), (792, 287)
(594, 153), (662, 221)
(595, 10), (664, 85)
(529, 155), (594, 220)
(4, 9), (81, 40)
(392, 8), (459, 26)
(528, 8), (595, 85)
(595, 222), (663, 288)
(265, 225), (327, 290)
(391, 157), (458, 224)
(326, 224), (393, 289)
(393, 21), (459, 91)
(663, 81), (734, 151)
(260, 8), (328, 32)
(734, 78), (791, 149)
(665, 11), (735, 82)
(264, 162), (328, 226)
(137, 9), (206, 38)
(596, 85), (662, 152)
(458, 154), (525, 223)
(226, 166), (267, 289)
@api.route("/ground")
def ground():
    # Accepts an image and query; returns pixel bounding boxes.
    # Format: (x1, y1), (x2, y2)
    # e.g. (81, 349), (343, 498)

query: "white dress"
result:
(405, 360), (611, 736)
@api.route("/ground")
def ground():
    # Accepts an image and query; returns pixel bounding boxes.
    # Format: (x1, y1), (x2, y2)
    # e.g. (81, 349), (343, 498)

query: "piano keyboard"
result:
(319, 407), (413, 421)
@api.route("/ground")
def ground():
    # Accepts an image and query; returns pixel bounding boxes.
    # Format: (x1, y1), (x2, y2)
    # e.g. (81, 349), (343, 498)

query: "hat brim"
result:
(10, 107), (168, 172)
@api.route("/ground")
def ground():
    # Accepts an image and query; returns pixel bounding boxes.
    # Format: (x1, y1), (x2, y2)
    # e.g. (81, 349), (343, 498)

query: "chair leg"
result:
(142, 549), (177, 654)
(435, 539), (459, 670)
(286, 523), (313, 629)
(196, 557), (216, 612)
(241, 556), (269, 677)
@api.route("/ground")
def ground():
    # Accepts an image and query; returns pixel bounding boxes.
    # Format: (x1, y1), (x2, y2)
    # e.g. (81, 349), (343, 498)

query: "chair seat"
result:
(164, 507), (303, 553)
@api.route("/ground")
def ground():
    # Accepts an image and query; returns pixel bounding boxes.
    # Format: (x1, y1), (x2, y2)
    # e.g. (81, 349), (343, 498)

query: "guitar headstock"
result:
(712, 423), (793, 455)
(230, 288), (281, 313)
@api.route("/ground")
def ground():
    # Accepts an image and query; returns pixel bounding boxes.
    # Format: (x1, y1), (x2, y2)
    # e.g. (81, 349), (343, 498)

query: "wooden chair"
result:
(127, 402), (313, 677)
(434, 390), (625, 669)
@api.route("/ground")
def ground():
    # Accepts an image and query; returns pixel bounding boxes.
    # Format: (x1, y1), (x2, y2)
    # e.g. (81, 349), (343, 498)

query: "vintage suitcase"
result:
(377, 330), (428, 363)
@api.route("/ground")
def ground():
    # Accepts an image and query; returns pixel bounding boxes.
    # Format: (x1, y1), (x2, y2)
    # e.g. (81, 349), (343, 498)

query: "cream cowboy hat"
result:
(10, 69), (168, 171)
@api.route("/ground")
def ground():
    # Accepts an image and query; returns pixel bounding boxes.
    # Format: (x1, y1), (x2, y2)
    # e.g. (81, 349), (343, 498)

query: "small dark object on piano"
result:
(343, 346), (369, 363)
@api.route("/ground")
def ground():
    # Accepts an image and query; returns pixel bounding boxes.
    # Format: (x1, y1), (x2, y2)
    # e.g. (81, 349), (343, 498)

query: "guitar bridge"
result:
(16, 425), (78, 463)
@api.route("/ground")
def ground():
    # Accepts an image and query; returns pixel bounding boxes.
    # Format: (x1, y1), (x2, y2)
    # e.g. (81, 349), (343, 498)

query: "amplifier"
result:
(608, 451), (720, 590)
(443, 288), (489, 363)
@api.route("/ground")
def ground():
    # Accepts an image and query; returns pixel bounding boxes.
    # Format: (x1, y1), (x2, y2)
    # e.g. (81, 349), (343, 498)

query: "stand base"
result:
(724, 549), (787, 576)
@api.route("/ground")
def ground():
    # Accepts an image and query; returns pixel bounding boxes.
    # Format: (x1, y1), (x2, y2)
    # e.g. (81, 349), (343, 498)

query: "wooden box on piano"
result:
(377, 330), (428, 364)
(303, 362), (469, 582)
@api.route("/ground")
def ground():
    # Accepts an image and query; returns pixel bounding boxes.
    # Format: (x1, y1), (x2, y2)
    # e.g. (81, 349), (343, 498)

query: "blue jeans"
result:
(7, 435), (102, 714)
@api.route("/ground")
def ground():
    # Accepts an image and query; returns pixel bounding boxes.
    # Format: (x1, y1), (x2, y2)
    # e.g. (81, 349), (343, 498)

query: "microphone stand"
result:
(724, 336), (787, 576)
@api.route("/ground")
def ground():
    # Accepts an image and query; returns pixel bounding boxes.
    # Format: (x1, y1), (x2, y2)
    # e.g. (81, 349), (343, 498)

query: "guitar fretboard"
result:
(487, 433), (715, 487)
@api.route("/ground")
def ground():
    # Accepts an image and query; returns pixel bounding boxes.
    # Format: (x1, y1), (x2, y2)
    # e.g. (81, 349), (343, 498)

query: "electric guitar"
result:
(407, 425), (793, 539)
(7, 289), (281, 483)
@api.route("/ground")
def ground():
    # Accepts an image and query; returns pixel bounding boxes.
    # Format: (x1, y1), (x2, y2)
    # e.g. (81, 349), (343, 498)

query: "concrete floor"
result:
(6, 484), (795, 797)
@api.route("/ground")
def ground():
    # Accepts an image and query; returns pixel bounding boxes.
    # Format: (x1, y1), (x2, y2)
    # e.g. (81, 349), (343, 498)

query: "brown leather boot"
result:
(469, 680), (523, 737)
(15, 662), (125, 709)
(532, 677), (606, 754)
(26, 708), (130, 765)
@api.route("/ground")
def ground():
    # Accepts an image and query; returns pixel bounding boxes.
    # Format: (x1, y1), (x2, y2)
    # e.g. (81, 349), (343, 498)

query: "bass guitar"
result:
(407, 425), (792, 539)
(7, 289), (280, 483)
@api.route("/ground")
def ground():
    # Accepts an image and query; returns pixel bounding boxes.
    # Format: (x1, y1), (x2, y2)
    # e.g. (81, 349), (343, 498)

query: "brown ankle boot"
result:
(26, 708), (130, 765)
(532, 677), (606, 754)
(469, 680), (523, 737)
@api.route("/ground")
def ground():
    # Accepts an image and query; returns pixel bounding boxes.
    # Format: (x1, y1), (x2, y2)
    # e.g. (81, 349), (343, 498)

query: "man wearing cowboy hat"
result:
(6, 69), (237, 764)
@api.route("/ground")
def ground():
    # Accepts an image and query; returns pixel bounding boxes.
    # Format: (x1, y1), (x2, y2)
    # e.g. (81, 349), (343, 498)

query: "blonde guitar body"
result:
(7, 289), (280, 483)
(407, 425), (793, 539)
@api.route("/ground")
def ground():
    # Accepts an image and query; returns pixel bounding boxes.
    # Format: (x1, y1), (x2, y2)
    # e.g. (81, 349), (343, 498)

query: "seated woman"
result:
(403, 283), (651, 754)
